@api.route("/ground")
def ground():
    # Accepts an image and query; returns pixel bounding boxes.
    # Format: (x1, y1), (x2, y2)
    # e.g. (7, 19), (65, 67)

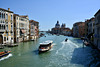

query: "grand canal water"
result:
(0, 34), (100, 67)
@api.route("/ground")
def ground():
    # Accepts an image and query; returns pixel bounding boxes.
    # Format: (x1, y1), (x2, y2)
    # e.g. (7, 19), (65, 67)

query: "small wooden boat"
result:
(65, 38), (68, 42)
(38, 40), (53, 52)
(0, 51), (11, 58)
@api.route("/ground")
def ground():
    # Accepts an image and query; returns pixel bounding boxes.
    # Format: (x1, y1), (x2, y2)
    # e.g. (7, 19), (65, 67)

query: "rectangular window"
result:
(0, 13), (1, 18)
(4, 13), (5, 19)
(11, 38), (13, 40)
(11, 25), (13, 30)
(7, 37), (8, 40)
(11, 15), (12, 20)
(6, 25), (8, 31)
(6, 14), (8, 20)
(4, 37), (6, 41)
(17, 17), (18, 20)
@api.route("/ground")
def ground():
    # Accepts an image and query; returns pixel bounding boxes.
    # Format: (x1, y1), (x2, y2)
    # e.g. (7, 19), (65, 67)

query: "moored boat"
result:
(38, 40), (53, 52)
(0, 45), (4, 49)
(7, 44), (18, 47)
(0, 50), (11, 58)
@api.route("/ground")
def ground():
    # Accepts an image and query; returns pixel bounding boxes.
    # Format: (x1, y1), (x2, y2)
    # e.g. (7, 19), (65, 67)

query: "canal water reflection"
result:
(0, 34), (100, 67)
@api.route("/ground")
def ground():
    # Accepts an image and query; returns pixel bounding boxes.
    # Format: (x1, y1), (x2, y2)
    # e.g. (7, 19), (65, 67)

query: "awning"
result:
(21, 29), (26, 33)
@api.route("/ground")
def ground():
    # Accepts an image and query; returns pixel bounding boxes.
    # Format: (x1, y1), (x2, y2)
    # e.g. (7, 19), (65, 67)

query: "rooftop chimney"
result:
(8, 8), (10, 11)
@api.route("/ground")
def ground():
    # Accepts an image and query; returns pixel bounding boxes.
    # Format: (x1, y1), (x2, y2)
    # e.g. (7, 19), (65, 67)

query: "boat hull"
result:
(0, 51), (11, 58)
(39, 44), (53, 52)
(0, 53), (9, 58)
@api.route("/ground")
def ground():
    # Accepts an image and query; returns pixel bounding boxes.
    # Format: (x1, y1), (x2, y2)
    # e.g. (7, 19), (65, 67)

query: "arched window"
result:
(1, 25), (3, 29)
(3, 25), (4, 29)
(0, 12), (1, 18)
(4, 13), (5, 19)
(11, 25), (13, 30)
(11, 15), (12, 20)
(6, 14), (8, 19)
(2, 25), (3, 29)
(2, 13), (3, 19)
(4, 25), (5, 29)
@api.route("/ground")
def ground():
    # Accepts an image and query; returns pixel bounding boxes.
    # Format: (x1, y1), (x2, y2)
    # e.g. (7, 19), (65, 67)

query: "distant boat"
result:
(44, 36), (46, 37)
(7, 44), (18, 47)
(0, 50), (11, 58)
(38, 40), (53, 52)
(65, 38), (68, 42)
(0, 45), (4, 49)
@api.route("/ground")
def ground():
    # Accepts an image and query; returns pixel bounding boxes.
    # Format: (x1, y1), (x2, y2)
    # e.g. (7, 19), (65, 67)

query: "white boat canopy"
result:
(40, 40), (53, 45)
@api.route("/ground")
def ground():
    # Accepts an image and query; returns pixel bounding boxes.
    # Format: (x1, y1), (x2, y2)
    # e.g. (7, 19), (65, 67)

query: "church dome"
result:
(61, 23), (66, 28)
(55, 21), (60, 28)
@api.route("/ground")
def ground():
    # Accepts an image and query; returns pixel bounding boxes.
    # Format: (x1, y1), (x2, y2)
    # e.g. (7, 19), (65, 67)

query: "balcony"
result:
(0, 29), (5, 32)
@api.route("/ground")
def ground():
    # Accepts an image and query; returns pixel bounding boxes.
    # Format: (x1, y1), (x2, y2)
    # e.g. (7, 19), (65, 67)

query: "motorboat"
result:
(0, 50), (11, 58)
(65, 38), (68, 42)
(38, 40), (53, 52)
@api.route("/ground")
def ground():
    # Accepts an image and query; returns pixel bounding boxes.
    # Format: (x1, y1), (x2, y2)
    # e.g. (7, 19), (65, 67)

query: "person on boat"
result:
(65, 38), (68, 42)
(4, 50), (8, 53)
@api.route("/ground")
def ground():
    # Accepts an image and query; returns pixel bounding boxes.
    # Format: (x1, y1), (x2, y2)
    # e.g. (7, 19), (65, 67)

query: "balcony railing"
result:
(0, 29), (5, 32)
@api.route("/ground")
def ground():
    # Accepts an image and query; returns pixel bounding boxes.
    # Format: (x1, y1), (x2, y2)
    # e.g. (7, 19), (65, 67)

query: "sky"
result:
(0, 0), (100, 31)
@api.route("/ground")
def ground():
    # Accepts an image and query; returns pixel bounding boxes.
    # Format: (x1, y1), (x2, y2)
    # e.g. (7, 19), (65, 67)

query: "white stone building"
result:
(0, 8), (14, 44)
(14, 14), (29, 42)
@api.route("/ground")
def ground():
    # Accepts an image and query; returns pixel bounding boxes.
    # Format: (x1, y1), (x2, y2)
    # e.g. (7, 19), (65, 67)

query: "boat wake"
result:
(56, 42), (66, 54)
(49, 48), (54, 51)
(52, 43), (56, 46)
(62, 40), (79, 48)
(0, 54), (12, 61)
(56, 40), (79, 55)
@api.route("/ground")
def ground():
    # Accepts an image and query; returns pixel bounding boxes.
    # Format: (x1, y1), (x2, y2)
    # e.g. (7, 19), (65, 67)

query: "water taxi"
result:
(38, 40), (53, 52)
(0, 51), (11, 58)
